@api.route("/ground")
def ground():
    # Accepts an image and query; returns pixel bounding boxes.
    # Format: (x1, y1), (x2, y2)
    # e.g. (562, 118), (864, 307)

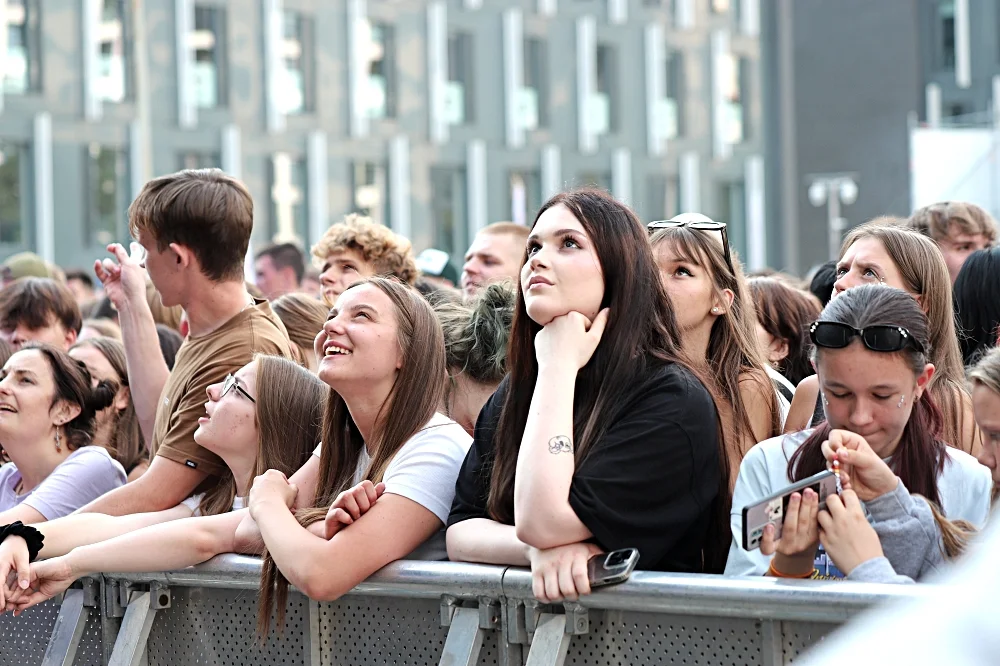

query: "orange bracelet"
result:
(767, 560), (814, 579)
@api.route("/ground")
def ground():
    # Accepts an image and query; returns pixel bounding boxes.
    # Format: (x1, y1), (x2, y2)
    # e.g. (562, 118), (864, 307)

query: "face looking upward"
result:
(816, 343), (934, 457)
(461, 232), (525, 299)
(0, 349), (75, 450)
(318, 249), (375, 306)
(314, 284), (404, 394)
(520, 205), (605, 327)
(194, 361), (258, 457)
(833, 238), (910, 298)
(654, 239), (730, 335)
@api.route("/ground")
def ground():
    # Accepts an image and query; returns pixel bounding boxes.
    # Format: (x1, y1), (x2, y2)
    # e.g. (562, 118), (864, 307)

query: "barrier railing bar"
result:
(760, 619), (783, 666)
(40, 589), (88, 666)
(439, 606), (485, 666)
(107, 592), (158, 666)
(307, 599), (322, 666)
(523, 614), (571, 666)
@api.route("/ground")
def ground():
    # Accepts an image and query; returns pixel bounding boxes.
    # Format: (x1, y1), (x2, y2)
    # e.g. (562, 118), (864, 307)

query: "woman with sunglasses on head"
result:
(0, 356), (324, 610)
(447, 190), (728, 604)
(724, 285), (991, 578)
(785, 220), (981, 458)
(649, 214), (782, 483)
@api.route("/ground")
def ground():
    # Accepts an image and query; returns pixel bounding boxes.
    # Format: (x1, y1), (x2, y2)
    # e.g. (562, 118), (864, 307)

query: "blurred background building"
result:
(0, 0), (768, 273)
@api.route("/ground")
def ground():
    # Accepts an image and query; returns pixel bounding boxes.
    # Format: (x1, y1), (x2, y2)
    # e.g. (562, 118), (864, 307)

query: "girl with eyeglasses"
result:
(725, 285), (991, 578)
(0, 356), (325, 610)
(785, 220), (981, 458)
(649, 215), (782, 486)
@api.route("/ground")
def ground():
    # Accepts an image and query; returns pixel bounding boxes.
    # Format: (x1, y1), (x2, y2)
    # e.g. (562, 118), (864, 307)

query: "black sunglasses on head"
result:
(809, 321), (925, 354)
(646, 219), (735, 275)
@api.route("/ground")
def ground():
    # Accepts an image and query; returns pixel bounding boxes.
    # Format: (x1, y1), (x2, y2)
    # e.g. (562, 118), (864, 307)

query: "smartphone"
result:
(587, 548), (640, 587)
(741, 469), (840, 551)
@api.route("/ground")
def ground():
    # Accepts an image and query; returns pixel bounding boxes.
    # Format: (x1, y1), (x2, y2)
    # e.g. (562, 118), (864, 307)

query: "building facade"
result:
(0, 0), (767, 272)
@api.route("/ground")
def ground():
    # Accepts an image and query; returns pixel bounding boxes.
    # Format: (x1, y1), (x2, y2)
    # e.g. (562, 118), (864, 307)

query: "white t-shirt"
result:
(312, 412), (473, 524)
(724, 429), (993, 577)
(180, 493), (245, 517)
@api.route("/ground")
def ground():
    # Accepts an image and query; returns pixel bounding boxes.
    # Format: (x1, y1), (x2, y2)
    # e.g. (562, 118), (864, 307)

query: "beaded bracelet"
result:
(0, 522), (45, 562)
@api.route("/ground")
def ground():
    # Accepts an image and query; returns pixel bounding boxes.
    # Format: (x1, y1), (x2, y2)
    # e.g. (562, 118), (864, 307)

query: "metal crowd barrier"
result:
(0, 554), (927, 666)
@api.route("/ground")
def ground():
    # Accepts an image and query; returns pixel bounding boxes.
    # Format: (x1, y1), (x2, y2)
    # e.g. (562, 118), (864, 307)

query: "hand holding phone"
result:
(587, 548), (639, 588)
(742, 469), (839, 551)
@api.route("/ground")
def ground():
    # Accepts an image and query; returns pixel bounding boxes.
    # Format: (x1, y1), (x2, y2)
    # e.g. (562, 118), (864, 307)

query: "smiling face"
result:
(0, 349), (61, 448)
(972, 383), (1000, 486)
(520, 204), (605, 326)
(815, 342), (933, 456)
(833, 237), (910, 297)
(318, 249), (376, 306)
(193, 361), (258, 457)
(314, 283), (403, 394)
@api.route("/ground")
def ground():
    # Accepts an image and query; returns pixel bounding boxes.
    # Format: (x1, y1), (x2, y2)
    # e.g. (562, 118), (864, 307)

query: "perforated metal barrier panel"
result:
(0, 599), (103, 666)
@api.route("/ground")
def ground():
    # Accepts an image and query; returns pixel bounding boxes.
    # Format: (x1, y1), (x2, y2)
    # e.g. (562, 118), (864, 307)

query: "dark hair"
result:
(788, 285), (946, 506)
(435, 282), (516, 384)
(487, 189), (730, 572)
(749, 277), (822, 386)
(89, 296), (118, 322)
(0, 278), (83, 335)
(953, 247), (1000, 367)
(808, 261), (837, 307)
(258, 277), (446, 633)
(128, 169), (253, 282)
(15, 343), (117, 451)
(70, 337), (144, 472)
(256, 243), (306, 284)
(64, 270), (95, 290)
(155, 324), (184, 370)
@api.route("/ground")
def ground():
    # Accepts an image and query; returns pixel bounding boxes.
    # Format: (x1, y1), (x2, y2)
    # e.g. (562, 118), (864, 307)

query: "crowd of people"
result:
(0, 167), (994, 625)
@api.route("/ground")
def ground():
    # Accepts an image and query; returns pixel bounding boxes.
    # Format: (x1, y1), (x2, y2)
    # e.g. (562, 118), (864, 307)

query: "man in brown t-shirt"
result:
(77, 169), (292, 516)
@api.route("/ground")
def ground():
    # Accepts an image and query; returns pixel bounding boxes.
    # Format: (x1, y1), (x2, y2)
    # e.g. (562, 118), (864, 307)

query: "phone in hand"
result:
(587, 548), (639, 588)
(741, 469), (840, 551)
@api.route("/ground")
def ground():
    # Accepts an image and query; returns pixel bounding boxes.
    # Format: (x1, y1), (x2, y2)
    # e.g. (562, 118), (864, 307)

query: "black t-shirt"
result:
(448, 361), (720, 573)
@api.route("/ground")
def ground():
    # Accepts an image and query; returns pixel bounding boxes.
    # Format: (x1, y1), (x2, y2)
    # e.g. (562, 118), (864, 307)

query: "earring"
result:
(898, 395), (906, 409)
(54, 429), (61, 453)
(711, 307), (720, 314)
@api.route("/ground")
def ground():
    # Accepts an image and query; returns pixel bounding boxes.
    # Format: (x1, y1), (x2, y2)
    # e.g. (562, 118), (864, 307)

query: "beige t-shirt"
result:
(152, 299), (291, 476)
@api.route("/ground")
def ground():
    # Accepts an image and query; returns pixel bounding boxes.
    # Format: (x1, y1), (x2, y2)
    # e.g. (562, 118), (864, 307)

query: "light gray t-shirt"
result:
(0, 446), (126, 520)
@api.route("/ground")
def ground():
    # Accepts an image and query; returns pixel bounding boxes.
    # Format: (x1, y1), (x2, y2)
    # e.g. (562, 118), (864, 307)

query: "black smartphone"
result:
(587, 548), (639, 587)
(741, 469), (840, 551)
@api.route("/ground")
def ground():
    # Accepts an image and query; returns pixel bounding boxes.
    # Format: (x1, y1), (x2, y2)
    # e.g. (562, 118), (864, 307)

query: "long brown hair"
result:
(70, 338), (144, 473)
(749, 277), (822, 387)
(198, 355), (325, 517)
(484, 189), (731, 572)
(258, 277), (446, 633)
(788, 285), (946, 506)
(649, 227), (781, 467)
(840, 220), (975, 453)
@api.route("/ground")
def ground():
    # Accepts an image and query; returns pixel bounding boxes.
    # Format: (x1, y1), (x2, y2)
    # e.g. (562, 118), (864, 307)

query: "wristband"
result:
(0, 522), (45, 562)
(767, 560), (814, 579)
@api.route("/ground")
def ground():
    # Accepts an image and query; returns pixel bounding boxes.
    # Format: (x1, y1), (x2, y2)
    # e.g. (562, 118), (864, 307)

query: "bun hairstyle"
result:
(435, 282), (516, 384)
(21, 343), (117, 450)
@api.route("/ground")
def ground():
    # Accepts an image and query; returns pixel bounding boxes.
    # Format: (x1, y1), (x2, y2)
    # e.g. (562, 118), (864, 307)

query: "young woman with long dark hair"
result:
(725, 285), (991, 578)
(447, 190), (727, 603)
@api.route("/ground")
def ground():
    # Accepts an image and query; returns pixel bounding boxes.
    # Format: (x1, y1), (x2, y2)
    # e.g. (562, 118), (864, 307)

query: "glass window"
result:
(711, 0), (731, 12)
(430, 167), (468, 257)
(717, 180), (746, 258)
(523, 38), (548, 129)
(86, 145), (129, 248)
(940, 0), (956, 69)
(3, 0), (40, 94)
(595, 44), (619, 134)
(191, 5), (227, 108)
(96, 0), (129, 102)
(351, 162), (388, 226)
(269, 154), (307, 246)
(445, 32), (474, 125)
(719, 52), (746, 145)
(645, 174), (680, 222)
(0, 142), (26, 245)
(508, 170), (542, 227)
(178, 152), (221, 170)
(364, 22), (396, 119)
(278, 11), (313, 115)
(662, 50), (684, 139)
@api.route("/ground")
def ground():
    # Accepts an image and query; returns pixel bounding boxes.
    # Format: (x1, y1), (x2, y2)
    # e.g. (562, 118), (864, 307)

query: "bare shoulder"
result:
(784, 375), (819, 434)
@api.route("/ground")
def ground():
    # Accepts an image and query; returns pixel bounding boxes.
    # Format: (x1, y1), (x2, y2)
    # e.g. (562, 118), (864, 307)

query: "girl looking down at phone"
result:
(0, 356), (324, 612)
(725, 285), (991, 578)
(446, 189), (726, 604)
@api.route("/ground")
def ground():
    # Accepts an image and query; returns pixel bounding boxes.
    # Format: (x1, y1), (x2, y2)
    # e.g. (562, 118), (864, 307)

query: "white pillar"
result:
(307, 131), (328, 247)
(263, 0), (286, 133)
(612, 148), (632, 204)
(541, 144), (561, 199)
(925, 83), (942, 128)
(608, 0), (627, 25)
(175, 0), (196, 127)
(221, 124), (242, 179)
(955, 0), (971, 89)
(128, 120), (145, 198)
(537, 0), (556, 18)
(711, 29), (732, 160)
(739, 0), (760, 36)
(389, 135), (411, 238)
(675, 0), (695, 30)
(467, 140), (487, 236)
(0, 2), (8, 113)
(82, 0), (103, 120)
(576, 16), (597, 154)
(680, 151), (700, 212)
(347, 0), (369, 139)
(745, 156), (766, 271)
(645, 24), (665, 156)
(34, 113), (54, 262)
(503, 8), (525, 149)
(427, 2), (448, 144)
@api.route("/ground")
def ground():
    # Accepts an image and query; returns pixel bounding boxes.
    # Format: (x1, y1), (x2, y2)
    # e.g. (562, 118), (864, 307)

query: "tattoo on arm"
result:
(548, 436), (574, 455)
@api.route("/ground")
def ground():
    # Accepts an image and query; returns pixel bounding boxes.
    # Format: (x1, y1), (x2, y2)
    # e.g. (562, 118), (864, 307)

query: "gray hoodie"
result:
(844, 480), (947, 584)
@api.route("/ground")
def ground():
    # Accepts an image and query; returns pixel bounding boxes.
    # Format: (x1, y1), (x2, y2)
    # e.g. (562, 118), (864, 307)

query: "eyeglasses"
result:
(809, 321), (925, 354)
(221, 374), (256, 403)
(646, 218), (735, 275)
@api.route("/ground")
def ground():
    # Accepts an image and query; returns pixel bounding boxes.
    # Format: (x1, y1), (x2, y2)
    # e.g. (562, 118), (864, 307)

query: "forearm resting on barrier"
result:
(37, 505), (195, 560)
(445, 519), (531, 566)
